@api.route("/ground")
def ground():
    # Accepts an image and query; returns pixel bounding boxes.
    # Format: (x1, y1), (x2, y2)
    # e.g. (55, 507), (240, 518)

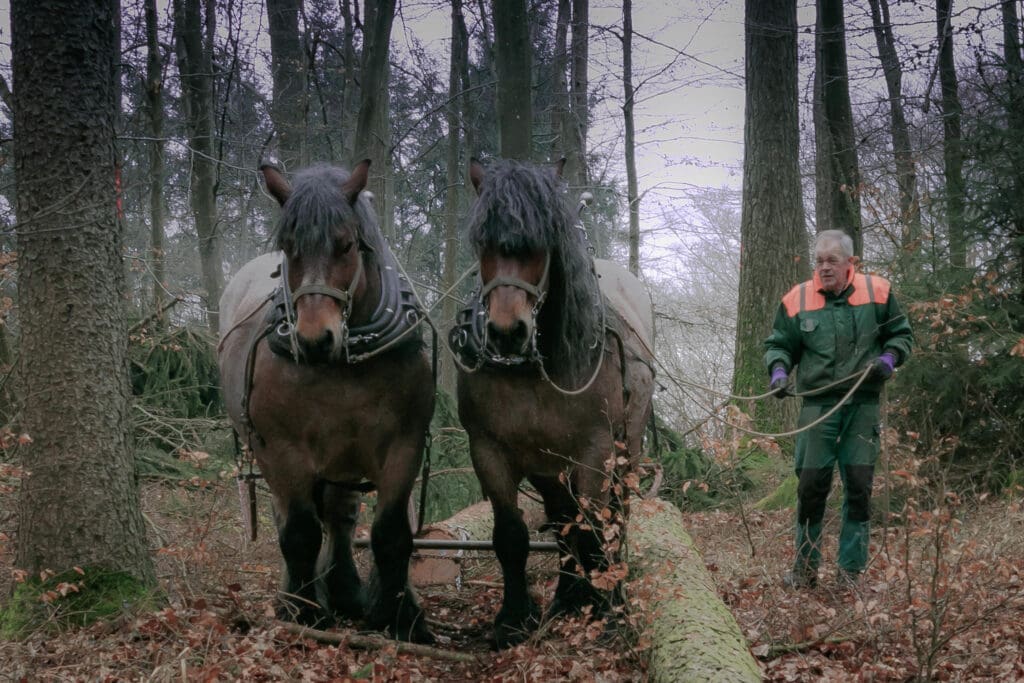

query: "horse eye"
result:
(335, 241), (354, 256)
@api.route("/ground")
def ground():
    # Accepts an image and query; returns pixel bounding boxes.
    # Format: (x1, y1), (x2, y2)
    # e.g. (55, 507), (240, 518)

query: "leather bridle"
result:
(478, 252), (551, 365)
(277, 251), (364, 358)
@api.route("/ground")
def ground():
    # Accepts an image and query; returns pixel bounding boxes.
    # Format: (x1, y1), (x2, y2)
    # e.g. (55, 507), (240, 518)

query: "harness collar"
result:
(267, 250), (424, 364)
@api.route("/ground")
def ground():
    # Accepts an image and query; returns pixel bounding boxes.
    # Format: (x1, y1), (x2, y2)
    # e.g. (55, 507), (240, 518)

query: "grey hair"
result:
(815, 230), (854, 258)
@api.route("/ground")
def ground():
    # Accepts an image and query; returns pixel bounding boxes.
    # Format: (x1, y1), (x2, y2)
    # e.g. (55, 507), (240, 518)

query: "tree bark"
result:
(173, 0), (222, 329)
(1001, 0), (1024, 304)
(732, 0), (808, 432)
(12, 0), (153, 582)
(868, 0), (921, 252)
(492, 0), (533, 160)
(937, 0), (967, 274)
(409, 496), (546, 586)
(814, 0), (863, 255)
(566, 0), (588, 188)
(440, 0), (469, 396)
(144, 0), (167, 330)
(354, 0), (396, 241)
(339, 0), (358, 161)
(628, 499), (760, 682)
(550, 0), (570, 162)
(267, 0), (308, 169)
(623, 0), (640, 276)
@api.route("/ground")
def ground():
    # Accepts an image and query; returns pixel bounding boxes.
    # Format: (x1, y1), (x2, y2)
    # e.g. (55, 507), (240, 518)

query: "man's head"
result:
(814, 230), (856, 294)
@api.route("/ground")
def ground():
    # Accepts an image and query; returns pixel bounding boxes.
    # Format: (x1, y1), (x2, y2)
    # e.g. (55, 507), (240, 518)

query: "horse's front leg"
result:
(268, 484), (327, 626)
(364, 441), (433, 643)
(530, 474), (600, 620)
(317, 482), (364, 621)
(473, 440), (539, 648)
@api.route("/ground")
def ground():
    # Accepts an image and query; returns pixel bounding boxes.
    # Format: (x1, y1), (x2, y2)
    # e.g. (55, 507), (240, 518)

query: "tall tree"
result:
(144, 0), (167, 327)
(492, 0), (532, 159)
(354, 0), (397, 240)
(1001, 0), (1024, 301)
(266, 0), (308, 169)
(937, 0), (966, 273)
(441, 0), (470, 394)
(566, 0), (588, 188)
(814, 0), (863, 255)
(550, 0), (570, 161)
(12, 0), (153, 581)
(173, 0), (223, 329)
(868, 0), (921, 252)
(623, 0), (640, 276)
(733, 0), (809, 429)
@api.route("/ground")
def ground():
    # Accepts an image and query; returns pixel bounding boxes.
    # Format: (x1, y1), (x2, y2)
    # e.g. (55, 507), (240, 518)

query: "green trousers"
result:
(793, 401), (880, 575)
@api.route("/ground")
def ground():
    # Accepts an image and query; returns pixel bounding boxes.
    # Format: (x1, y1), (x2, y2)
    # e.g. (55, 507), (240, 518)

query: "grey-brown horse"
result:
(218, 162), (434, 642)
(449, 159), (655, 648)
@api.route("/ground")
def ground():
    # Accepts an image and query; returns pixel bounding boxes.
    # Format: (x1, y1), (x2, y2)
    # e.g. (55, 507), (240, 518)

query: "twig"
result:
(129, 297), (183, 334)
(276, 621), (481, 664)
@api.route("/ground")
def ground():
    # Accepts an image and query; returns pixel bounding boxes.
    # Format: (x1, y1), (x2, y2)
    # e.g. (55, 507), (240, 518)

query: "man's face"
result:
(814, 241), (853, 294)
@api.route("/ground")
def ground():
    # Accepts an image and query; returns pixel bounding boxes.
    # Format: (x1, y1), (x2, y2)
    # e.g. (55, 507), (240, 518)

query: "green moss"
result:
(754, 474), (798, 511)
(0, 568), (160, 639)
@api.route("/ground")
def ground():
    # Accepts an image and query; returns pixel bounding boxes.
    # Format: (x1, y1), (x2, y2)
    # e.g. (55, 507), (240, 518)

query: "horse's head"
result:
(262, 161), (376, 363)
(468, 158), (599, 373)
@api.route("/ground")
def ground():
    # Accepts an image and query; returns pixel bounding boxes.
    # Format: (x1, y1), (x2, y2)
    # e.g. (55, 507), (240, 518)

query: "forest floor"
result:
(1, 471), (1024, 681)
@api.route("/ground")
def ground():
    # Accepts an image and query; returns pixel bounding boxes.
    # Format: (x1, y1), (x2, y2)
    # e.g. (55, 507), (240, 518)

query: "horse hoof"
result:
(398, 620), (435, 645)
(493, 602), (540, 649)
(277, 602), (331, 628)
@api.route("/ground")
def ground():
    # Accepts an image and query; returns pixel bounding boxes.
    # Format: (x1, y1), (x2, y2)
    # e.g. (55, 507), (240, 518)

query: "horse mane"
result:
(273, 164), (385, 267)
(467, 159), (601, 382)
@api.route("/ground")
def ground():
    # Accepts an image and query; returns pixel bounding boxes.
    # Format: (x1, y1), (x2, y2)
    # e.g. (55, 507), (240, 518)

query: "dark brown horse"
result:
(218, 162), (434, 642)
(449, 159), (656, 648)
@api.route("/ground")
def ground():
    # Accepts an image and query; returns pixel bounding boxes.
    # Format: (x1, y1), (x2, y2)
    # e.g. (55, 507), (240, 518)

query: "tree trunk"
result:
(267, 0), (308, 169)
(550, 0), (570, 162)
(339, 0), (357, 161)
(567, 0), (589, 189)
(173, 0), (222, 329)
(814, 0), (863, 255)
(937, 0), (967, 274)
(409, 496), (546, 586)
(1002, 0), (1024, 305)
(623, 0), (640, 276)
(144, 0), (167, 330)
(868, 0), (921, 253)
(440, 0), (469, 396)
(492, 0), (532, 160)
(733, 0), (808, 432)
(12, 0), (153, 582)
(354, 0), (396, 241)
(628, 499), (760, 682)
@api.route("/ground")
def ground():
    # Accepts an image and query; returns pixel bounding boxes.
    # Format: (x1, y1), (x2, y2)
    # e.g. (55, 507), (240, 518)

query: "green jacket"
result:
(764, 271), (913, 403)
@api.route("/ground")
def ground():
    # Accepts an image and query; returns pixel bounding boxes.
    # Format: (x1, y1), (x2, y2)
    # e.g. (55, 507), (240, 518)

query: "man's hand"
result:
(868, 352), (896, 381)
(769, 365), (789, 398)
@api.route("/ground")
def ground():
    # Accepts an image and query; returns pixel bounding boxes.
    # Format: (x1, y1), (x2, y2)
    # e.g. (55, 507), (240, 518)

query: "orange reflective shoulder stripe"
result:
(782, 280), (825, 316)
(848, 273), (891, 306)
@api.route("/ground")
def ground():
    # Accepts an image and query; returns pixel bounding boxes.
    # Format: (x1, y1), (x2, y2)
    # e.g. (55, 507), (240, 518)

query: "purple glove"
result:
(769, 365), (789, 398)
(869, 352), (896, 380)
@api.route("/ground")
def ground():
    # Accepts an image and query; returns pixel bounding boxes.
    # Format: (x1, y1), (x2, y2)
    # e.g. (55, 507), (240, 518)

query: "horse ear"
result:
(261, 165), (291, 206)
(342, 159), (371, 204)
(554, 157), (567, 178)
(469, 158), (485, 195)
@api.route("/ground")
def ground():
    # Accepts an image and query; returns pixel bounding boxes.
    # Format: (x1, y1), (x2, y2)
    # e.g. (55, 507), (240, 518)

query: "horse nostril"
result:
(510, 320), (529, 349)
(487, 319), (530, 354)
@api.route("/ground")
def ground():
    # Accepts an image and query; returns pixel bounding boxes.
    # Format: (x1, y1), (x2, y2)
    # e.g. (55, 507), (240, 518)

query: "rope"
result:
(663, 366), (870, 402)
(655, 356), (874, 439)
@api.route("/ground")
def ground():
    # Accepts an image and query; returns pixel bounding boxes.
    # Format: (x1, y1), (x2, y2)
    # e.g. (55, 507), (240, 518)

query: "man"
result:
(764, 230), (913, 588)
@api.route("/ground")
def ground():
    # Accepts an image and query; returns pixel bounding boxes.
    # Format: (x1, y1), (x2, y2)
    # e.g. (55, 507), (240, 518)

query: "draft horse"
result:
(449, 159), (656, 648)
(217, 162), (434, 642)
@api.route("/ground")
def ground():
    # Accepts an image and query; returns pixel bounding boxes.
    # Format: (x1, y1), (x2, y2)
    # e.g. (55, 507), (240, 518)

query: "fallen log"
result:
(407, 495), (547, 586)
(627, 498), (760, 682)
